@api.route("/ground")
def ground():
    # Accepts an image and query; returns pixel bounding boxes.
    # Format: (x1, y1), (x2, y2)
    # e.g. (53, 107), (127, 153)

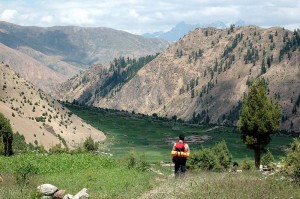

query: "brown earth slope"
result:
(57, 26), (300, 132)
(0, 63), (105, 149)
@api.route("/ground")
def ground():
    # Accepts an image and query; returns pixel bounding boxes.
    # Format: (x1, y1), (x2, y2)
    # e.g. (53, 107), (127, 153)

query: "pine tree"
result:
(0, 112), (14, 156)
(238, 79), (281, 169)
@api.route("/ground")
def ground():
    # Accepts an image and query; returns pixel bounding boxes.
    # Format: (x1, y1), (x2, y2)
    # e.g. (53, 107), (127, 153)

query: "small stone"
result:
(54, 189), (66, 199)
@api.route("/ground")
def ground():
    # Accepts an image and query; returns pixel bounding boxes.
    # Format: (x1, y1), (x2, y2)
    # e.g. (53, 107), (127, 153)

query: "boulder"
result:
(72, 188), (89, 199)
(54, 189), (66, 199)
(37, 184), (58, 196)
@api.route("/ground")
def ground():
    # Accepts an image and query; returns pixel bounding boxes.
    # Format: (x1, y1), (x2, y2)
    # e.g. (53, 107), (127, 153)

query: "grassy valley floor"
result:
(65, 104), (292, 163)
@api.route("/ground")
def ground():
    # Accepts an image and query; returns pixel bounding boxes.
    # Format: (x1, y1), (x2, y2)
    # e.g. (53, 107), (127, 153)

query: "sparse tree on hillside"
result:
(238, 79), (281, 169)
(0, 112), (13, 156)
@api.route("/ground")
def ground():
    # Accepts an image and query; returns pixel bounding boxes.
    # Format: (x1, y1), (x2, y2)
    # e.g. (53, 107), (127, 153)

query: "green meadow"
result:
(65, 104), (292, 162)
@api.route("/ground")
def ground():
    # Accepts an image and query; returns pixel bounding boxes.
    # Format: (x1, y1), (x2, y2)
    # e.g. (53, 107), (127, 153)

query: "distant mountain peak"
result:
(142, 20), (246, 42)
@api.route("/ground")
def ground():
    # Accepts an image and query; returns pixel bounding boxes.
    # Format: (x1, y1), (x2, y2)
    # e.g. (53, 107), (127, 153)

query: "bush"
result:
(189, 147), (221, 171)
(261, 149), (275, 167)
(49, 143), (68, 154)
(83, 136), (99, 152)
(212, 140), (232, 169)
(241, 157), (253, 170)
(13, 132), (28, 153)
(124, 151), (150, 172)
(283, 138), (300, 182)
(189, 141), (232, 171)
(14, 162), (38, 186)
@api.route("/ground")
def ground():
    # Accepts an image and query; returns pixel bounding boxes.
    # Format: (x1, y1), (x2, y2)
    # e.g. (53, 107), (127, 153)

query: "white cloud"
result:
(129, 9), (139, 18)
(0, 9), (17, 22)
(41, 15), (53, 23)
(59, 8), (95, 25)
(0, 0), (299, 34)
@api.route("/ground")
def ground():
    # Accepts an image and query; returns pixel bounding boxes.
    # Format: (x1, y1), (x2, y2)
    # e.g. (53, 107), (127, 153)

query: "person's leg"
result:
(180, 158), (187, 175)
(174, 159), (180, 177)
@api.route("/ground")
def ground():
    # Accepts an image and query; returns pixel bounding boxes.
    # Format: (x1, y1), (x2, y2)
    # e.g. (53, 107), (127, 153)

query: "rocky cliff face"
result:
(58, 26), (300, 132)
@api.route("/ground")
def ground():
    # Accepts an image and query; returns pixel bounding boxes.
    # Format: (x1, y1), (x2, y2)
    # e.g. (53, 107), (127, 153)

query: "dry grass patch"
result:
(141, 171), (300, 199)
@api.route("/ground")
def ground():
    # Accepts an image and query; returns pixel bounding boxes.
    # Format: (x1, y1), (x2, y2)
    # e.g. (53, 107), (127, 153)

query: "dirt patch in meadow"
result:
(165, 135), (212, 145)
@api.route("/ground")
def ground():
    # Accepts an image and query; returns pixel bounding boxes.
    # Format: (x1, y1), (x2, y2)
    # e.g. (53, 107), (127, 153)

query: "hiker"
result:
(172, 134), (190, 177)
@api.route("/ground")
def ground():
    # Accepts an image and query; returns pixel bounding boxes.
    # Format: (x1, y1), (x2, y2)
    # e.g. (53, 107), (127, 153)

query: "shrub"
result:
(13, 132), (28, 153)
(126, 151), (137, 169)
(189, 147), (221, 171)
(14, 162), (38, 186)
(261, 149), (275, 167)
(49, 143), (68, 154)
(189, 141), (232, 171)
(212, 140), (232, 169)
(124, 151), (150, 172)
(282, 138), (300, 182)
(241, 157), (253, 170)
(83, 136), (99, 152)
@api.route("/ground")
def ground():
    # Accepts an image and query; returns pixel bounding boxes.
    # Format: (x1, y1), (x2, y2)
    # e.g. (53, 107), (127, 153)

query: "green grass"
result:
(66, 104), (292, 163)
(1, 153), (299, 199)
(0, 153), (155, 199)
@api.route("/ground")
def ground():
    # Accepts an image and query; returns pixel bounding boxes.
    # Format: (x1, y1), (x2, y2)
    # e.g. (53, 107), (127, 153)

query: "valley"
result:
(65, 103), (292, 162)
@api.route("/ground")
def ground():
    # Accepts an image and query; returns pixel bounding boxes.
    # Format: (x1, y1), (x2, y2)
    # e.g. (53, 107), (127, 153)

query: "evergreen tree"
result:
(261, 59), (266, 74)
(0, 112), (13, 156)
(267, 56), (271, 68)
(238, 79), (281, 169)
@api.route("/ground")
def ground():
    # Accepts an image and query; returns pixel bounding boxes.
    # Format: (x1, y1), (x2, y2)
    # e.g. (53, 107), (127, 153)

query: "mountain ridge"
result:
(0, 21), (169, 92)
(58, 25), (300, 132)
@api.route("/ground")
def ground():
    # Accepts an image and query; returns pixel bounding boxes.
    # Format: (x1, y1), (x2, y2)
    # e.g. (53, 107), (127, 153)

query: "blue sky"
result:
(0, 0), (299, 34)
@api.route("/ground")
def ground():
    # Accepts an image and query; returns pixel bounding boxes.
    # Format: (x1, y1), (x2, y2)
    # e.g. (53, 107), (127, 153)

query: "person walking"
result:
(172, 134), (190, 177)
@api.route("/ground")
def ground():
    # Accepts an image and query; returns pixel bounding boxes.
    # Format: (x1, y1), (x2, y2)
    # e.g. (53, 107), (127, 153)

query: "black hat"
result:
(179, 134), (185, 141)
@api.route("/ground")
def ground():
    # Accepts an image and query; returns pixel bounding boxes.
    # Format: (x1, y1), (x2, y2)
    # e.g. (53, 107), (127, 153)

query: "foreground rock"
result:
(38, 184), (58, 196)
(72, 188), (89, 199)
(37, 184), (89, 199)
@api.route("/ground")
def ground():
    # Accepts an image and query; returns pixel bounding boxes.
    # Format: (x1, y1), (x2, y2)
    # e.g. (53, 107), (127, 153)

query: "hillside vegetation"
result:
(59, 26), (300, 132)
(0, 63), (105, 149)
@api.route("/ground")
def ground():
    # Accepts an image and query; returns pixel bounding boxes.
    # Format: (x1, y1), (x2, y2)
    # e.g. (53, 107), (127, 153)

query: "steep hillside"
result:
(0, 63), (105, 149)
(55, 54), (159, 104)
(0, 21), (169, 91)
(0, 43), (76, 92)
(58, 26), (300, 132)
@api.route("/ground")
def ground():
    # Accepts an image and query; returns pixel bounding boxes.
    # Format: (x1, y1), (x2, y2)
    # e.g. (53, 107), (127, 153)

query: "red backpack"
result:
(175, 142), (186, 152)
